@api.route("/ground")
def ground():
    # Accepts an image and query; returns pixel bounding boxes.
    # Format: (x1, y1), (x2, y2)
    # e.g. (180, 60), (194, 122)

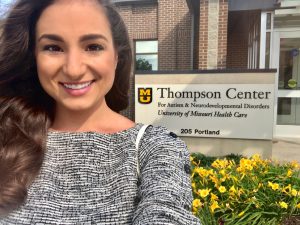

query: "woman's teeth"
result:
(63, 81), (92, 90)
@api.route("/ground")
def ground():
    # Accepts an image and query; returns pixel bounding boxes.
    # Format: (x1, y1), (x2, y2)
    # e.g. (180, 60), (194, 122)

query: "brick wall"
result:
(158, 0), (192, 70)
(227, 11), (253, 69)
(193, 3), (200, 69)
(176, 1), (193, 70)
(198, 0), (209, 69)
(116, 1), (192, 71)
(116, 3), (158, 41)
(116, 1), (192, 119)
(116, 3), (158, 120)
(217, 0), (228, 68)
(196, 0), (228, 69)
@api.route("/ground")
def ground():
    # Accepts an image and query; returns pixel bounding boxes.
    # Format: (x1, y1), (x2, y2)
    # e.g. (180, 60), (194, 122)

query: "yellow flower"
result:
(252, 154), (268, 167)
(282, 184), (291, 194)
(240, 158), (252, 168)
(268, 181), (279, 191)
(252, 154), (261, 161)
(208, 169), (214, 177)
(220, 169), (226, 176)
(236, 166), (243, 173)
(272, 183), (279, 190)
(210, 201), (220, 213)
(287, 169), (293, 177)
(291, 189), (297, 197)
(238, 211), (245, 217)
(194, 167), (201, 174)
(220, 177), (226, 183)
(229, 185), (237, 197)
(279, 201), (288, 209)
(190, 156), (194, 162)
(297, 203), (300, 209)
(191, 182), (196, 189)
(199, 189), (210, 198)
(211, 159), (220, 169)
(291, 161), (299, 169)
(229, 185), (236, 193)
(210, 193), (219, 201)
(245, 164), (253, 171)
(209, 175), (219, 185)
(192, 199), (202, 208)
(198, 167), (210, 177)
(212, 159), (230, 169)
(238, 188), (244, 197)
(218, 186), (227, 193)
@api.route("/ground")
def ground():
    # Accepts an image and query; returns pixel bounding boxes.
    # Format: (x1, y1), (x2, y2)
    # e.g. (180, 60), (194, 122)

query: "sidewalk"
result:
(272, 138), (300, 163)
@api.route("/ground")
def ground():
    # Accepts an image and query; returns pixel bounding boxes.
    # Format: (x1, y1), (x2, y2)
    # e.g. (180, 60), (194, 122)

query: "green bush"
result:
(191, 153), (243, 167)
(190, 154), (300, 225)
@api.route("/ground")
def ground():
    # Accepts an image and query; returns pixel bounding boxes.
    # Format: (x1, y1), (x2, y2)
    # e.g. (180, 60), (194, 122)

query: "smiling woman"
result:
(34, 1), (120, 130)
(0, 0), (201, 224)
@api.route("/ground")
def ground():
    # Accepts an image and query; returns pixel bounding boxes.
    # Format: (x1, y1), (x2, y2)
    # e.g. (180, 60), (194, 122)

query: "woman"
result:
(0, 0), (201, 224)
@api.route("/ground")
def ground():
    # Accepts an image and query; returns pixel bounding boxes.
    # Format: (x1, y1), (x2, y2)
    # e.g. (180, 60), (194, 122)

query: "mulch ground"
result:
(281, 216), (300, 225)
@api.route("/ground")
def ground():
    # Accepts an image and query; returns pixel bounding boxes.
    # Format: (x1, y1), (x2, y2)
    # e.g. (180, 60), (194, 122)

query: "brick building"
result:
(113, 0), (266, 71)
(114, 0), (300, 138)
(0, 0), (299, 138)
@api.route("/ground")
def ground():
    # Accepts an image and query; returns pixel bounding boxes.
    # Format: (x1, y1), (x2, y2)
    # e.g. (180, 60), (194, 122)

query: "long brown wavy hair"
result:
(0, 0), (132, 215)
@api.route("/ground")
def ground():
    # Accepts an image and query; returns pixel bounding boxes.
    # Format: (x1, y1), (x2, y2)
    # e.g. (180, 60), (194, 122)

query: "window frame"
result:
(134, 39), (158, 72)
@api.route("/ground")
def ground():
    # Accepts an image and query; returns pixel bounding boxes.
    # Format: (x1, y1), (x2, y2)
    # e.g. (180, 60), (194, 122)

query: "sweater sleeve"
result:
(132, 126), (201, 225)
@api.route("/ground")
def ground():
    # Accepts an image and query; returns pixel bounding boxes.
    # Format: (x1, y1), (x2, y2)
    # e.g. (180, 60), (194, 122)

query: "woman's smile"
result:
(35, 0), (118, 114)
(59, 80), (95, 96)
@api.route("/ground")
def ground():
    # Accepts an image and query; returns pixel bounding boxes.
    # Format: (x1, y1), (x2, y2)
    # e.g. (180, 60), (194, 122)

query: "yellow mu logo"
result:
(138, 88), (152, 104)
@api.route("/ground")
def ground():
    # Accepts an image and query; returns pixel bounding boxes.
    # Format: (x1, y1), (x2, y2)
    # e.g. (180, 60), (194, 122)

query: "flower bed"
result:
(190, 153), (300, 225)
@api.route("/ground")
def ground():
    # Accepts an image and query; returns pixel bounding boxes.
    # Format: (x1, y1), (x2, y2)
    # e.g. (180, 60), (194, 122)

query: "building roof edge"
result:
(111, 0), (156, 4)
(135, 69), (278, 75)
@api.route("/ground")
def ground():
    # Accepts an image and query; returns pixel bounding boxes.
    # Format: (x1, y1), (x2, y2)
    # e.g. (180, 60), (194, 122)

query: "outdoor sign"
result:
(135, 72), (276, 140)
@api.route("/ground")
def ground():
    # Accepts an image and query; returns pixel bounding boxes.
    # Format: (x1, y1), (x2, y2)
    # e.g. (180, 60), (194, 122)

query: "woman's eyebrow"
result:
(37, 34), (108, 43)
(38, 34), (64, 42)
(80, 34), (108, 42)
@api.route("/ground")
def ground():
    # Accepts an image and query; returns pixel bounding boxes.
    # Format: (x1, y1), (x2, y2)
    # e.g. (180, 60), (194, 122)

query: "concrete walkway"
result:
(272, 137), (300, 163)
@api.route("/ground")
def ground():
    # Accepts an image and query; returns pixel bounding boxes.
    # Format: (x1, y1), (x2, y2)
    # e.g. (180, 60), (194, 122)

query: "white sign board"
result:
(135, 84), (275, 140)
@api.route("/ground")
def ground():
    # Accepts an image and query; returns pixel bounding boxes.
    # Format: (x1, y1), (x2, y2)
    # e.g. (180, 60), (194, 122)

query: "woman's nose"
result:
(62, 50), (86, 79)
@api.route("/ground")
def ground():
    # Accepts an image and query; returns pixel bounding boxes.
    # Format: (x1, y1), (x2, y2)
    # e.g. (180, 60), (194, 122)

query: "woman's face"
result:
(35, 0), (118, 114)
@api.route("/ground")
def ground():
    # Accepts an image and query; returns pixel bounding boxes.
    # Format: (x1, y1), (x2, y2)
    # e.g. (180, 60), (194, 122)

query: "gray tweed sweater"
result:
(0, 124), (201, 225)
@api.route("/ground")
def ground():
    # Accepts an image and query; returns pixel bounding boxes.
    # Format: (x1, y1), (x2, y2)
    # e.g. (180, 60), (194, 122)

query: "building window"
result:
(135, 40), (158, 71)
(260, 12), (274, 69)
(248, 16), (260, 69)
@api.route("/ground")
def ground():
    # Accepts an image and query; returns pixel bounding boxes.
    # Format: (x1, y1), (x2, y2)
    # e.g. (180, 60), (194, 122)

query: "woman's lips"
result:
(59, 80), (94, 96)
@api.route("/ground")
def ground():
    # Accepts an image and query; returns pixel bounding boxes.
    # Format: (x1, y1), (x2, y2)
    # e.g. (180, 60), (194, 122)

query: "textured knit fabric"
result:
(0, 124), (201, 225)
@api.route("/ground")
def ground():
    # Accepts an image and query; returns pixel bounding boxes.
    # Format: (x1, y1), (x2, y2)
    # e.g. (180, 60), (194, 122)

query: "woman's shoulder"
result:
(142, 125), (185, 146)
(139, 124), (188, 158)
(137, 125), (191, 183)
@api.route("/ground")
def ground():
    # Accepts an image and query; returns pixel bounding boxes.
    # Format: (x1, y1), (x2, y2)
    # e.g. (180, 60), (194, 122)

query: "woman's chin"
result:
(56, 100), (103, 115)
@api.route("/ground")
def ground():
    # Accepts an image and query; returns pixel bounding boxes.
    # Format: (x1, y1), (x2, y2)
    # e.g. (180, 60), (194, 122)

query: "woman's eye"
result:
(86, 44), (104, 52)
(43, 45), (63, 52)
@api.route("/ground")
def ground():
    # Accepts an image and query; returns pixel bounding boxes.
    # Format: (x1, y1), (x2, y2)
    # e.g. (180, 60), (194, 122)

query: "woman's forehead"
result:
(41, 0), (104, 16)
(35, 0), (112, 40)
(38, 0), (105, 23)
(53, 0), (100, 6)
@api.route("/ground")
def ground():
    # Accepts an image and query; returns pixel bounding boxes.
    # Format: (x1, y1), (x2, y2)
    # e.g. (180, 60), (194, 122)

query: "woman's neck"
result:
(51, 101), (114, 132)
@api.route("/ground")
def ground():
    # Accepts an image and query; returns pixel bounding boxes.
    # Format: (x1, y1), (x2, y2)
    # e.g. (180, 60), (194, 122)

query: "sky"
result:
(0, 0), (15, 18)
